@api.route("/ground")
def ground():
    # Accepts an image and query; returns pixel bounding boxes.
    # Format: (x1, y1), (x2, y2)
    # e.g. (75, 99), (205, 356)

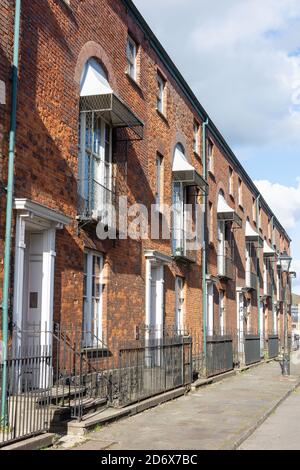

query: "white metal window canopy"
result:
(172, 145), (208, 193)
(80, 58), (144, 140)
(217, 193), (242, 227)
(263, 240), (276, 258)
(245, 220), (263, 243)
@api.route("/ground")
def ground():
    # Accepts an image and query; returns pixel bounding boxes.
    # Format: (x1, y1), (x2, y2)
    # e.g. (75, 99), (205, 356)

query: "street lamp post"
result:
(279, 250), (292, 376)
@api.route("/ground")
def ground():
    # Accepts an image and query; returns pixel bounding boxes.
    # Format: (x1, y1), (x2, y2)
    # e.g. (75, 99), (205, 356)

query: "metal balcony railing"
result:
(172, 228), (197, 263)
(217, 255), (234, 280)
(77, 178), (116, 228)
(245, 270), (257, 290)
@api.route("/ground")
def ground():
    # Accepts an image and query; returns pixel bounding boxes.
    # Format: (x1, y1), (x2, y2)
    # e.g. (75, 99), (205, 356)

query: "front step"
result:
(50, 397), (107, 424)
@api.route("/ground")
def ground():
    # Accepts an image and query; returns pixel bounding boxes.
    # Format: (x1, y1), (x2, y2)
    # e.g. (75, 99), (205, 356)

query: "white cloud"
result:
(254, 178), (300, 230)
(134, 0), (300, 148)
(255, 178), (300, 294)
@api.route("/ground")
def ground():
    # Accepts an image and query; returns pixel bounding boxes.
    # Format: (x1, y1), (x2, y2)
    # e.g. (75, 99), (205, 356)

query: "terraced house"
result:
(0, 0), (294, 445)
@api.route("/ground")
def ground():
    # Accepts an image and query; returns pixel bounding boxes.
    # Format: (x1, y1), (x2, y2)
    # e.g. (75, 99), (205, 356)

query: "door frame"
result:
(13, 199), (70, 352)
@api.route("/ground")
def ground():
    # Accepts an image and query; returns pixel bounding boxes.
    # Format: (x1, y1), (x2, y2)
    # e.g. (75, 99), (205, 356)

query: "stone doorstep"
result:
(61, 387), (188, 436)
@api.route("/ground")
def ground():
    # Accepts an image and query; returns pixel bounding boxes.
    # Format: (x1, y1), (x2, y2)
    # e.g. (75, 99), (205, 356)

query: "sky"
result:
(134, 0), (300, 294)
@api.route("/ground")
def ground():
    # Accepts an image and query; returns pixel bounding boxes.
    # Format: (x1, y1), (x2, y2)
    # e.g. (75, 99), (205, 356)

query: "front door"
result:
(23, 233), (44, 349)
(237, 292), (245, 357)
(260, 301), (265, 356)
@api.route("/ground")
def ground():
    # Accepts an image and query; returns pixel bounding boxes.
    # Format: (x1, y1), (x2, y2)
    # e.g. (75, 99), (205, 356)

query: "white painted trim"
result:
(144, 250), (172, 265)
(13, 215), (26, 349)
(14, 198), (71, 227)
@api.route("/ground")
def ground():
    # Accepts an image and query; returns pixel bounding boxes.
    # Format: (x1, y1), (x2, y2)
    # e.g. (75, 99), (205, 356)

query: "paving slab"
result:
(239, 385), (300, 450)
(70, 355), (300, 451)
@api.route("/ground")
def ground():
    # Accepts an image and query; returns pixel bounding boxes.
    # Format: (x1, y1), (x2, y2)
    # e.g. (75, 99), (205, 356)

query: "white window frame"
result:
(157, 73), (166, 114)
(155, 153), (163, 210)
(207, 139), (214, 173)
(126, 35), (137, 80)
(238, 177), (243, 207)
(79, 113), (113, 216)
(229, 167), (234, 196)
(83, 251), (104, 347)
(193, 121), (200, 154)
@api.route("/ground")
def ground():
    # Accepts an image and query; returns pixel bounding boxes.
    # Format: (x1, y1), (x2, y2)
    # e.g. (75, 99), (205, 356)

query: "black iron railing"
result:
(206, 335), (234, 377)
(244, 334), (261, 365)
(268, 335), (279, 359)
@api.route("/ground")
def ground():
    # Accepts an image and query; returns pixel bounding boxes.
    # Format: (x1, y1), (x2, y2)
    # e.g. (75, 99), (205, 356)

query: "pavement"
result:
(58, 352), (300, 451)
(239, 382), (300, 450)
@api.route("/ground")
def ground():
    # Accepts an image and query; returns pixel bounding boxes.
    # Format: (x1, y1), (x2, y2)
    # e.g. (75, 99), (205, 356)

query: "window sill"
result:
(125, 72), (143, 95)
(156, 108), (169, 125)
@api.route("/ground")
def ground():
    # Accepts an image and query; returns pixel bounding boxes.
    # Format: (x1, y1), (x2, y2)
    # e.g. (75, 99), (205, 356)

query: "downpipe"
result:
(1, 0), (21, 424)
(201, 118), (209, 374)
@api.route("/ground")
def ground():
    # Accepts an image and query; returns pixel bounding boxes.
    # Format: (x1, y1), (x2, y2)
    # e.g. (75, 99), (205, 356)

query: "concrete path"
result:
(67, 356), (300, 451)
(239, 385), (300, 450)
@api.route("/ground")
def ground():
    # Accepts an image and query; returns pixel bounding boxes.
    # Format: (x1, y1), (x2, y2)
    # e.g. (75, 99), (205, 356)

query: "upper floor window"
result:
(126, 35), (137, 80)
(268, 218), (272, 241)
(78, 60), (113, 220)
(259, 206), (262, 230)
(229, 167), (234, 196)
(193, 121), (200, 154)
(155, 153), (164, 211)
(208, 201), (214, 244)
(207, 139), (214, 173)
(157, 72), (166, 115)
(238, 177), (243, 207)
(252, 197), (256, 222)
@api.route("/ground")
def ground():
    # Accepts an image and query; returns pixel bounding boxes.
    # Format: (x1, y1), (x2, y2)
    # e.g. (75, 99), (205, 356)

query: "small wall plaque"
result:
(30, 292), (38, 309)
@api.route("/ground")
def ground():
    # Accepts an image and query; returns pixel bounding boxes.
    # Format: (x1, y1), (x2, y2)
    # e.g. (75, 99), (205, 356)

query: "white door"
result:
(175, 277), (184, 334)
(219, 290), (225, 335)
(237, 292), (244, 355)
(24, 233), (44, 349)
(207, 283), (214, 336)
(149, 265), (164, 339)
(260, 302), (264, 356)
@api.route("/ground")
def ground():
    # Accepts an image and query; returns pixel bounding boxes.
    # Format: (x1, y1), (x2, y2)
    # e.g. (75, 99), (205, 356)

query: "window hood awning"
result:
(263, 240), (276, 258)
(217, 194), (242, 227)
(80, 93), (144, 140)
(245, 220), (262, 243)
(172, 146), (208, 192)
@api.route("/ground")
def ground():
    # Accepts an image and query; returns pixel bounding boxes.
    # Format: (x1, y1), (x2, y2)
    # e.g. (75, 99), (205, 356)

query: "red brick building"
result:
(0, 0), (293, 381)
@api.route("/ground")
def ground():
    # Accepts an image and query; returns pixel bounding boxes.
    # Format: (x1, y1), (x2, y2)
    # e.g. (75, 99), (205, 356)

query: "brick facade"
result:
(0, 0), (292, 365)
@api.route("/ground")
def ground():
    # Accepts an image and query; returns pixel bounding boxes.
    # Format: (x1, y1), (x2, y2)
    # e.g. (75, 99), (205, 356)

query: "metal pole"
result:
(282, 274), (290, 376)
(1, 0), (22, 424)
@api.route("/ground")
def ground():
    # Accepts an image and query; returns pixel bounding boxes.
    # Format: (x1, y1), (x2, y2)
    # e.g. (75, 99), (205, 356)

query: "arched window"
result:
(78, 59), (113, 220)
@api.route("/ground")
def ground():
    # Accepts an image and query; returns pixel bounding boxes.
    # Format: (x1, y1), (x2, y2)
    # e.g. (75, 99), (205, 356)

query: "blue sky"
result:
(134, 0), (300, 293)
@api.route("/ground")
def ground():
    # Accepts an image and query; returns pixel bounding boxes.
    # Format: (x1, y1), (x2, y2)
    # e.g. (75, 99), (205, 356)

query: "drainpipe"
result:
(202, 118), (209, 370)
(271, 215), (275, 336)
(1, 0), (21, 424)
(256, 195), (262, 355)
